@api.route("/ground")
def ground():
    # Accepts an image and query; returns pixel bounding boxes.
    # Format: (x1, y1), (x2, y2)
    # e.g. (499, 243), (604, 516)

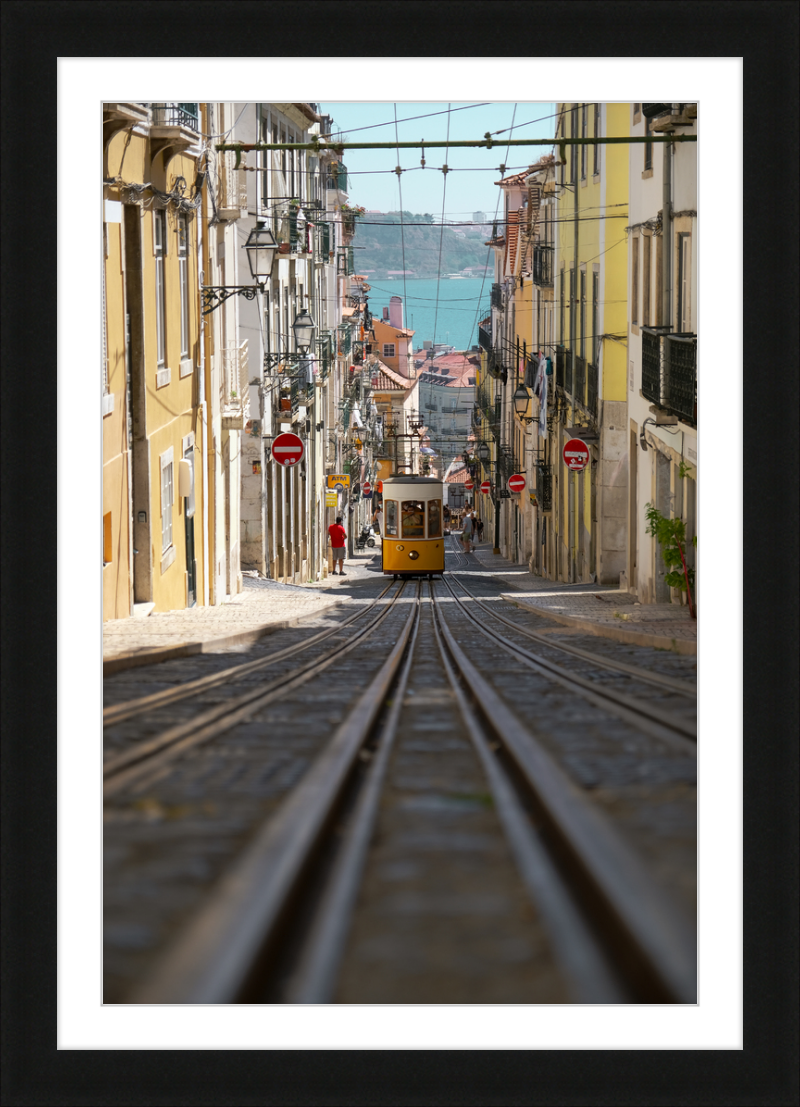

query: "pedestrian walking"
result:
(476, 516), (484, 543)
(461, 510), (474, 553)
(328, 516), (347, 576)
(372, 504), (383, 535)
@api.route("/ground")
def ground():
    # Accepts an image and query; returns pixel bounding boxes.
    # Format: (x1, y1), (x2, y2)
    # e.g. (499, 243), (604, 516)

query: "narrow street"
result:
(104, 540), (696, 1004)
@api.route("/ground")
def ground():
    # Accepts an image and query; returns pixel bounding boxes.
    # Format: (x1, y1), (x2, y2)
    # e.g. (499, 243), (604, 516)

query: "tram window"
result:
(401, 500), (425, 538)
(427, 499), (442, 538)
(385, 500), (398, 536)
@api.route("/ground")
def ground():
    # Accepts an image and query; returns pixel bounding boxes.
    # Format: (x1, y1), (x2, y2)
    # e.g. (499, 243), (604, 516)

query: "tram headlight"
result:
(396, 544), (404, 551)
(408, 550), (420, 560)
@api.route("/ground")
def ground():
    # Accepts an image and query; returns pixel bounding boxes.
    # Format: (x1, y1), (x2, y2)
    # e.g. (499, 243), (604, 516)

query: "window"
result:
(677, 233), (692, 331)
(644, 117), (654, 172)
(154, 210), (167, 367)
(401, 500), (425, 539)
(559, 267), (565, 342)
(383, 343), (395, 358)
(178, 215), (190, 360)
(655, 235), (663, 325)
(593, 104), (601, 175)
(592, 271), (599, 362)
(427, 499), (442, 538)
(580, 103), (588, 180)
(631, 235), (639, 326)
(642, 234), (652, 326)
(103, 512), (112, 565)
(160, 447), (174, 554)
(263, 294), (270, 354)
(570, 105), (578, 183)
(579, 269), (586, 359)
(385, 499), (398, 536)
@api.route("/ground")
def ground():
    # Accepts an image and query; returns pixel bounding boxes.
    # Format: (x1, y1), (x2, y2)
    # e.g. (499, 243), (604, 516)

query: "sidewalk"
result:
(465, 543), (697, 655)
(103, 572), (346, 674)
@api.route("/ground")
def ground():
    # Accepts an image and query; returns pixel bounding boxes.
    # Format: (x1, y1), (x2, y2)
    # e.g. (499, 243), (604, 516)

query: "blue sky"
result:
(319, 102), (557, 219)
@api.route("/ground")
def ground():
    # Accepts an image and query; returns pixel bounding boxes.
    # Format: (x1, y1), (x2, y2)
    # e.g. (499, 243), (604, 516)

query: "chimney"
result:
(389, 295), (403, 329)
(382, 306), (389, 321)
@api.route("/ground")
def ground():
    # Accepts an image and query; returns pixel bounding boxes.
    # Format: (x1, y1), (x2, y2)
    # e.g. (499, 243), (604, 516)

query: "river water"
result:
(365, 277), (492, 353)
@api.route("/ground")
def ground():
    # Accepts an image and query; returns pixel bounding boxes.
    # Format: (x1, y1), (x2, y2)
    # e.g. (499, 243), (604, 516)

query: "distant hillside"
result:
(352, 211), (492, 279)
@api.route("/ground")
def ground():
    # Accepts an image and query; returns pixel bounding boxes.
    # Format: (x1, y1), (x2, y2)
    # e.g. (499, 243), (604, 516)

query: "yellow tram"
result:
(381, 475), (446, 578)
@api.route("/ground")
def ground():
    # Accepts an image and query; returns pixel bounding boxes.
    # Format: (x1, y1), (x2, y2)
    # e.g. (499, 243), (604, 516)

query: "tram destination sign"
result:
(562, 438), (590, 472)
(272, 432), (304, 467)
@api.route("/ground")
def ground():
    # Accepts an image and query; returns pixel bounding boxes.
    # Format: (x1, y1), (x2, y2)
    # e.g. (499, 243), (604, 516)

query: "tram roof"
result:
(382, 474), (442, 485)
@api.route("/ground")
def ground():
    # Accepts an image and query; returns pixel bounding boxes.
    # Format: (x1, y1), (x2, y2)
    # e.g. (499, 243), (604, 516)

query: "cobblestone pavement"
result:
(103, 573), (346, 671)
(457, 540), (697, 653)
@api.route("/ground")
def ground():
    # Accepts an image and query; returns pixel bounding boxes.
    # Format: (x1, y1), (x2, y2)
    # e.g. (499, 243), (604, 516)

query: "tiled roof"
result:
(495, 169), (531, 187)
(445, 465), (470, 484)
(368, 358), (411, 391)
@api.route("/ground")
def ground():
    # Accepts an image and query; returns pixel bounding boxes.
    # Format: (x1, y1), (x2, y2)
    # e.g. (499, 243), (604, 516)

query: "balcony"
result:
(641, 327), (696, 426)
(555, 345), (566, 390)
(491, 283), (503, 310)
(536, 461), (553, 511)
(149, 103), (200, 150)
(478, 323), (492, 352)
(532, 245), (553, 287)
(574, 354), (586, 404)
(221, 340), (250, 429)
(587, 361), (598, 418)
(325, 162), (347, 194)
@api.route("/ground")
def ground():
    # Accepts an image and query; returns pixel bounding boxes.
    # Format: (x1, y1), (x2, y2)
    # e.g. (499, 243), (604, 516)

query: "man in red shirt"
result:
(328, 516), (347, 575)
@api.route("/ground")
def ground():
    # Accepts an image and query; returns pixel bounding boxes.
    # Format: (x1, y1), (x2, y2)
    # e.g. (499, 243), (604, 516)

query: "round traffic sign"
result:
(272, 432), (305, 467)
(480, 480), (491, 495)
(508, 473), (526, 493)
(465, 480), (474, 491)
(562, 438), (590, 472)
(362, 481), (371, 496)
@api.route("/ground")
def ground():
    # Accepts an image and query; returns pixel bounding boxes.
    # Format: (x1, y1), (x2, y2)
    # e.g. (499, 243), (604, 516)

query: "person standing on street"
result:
(461, 510), (474, 554)
(476, 516), (484, 543)
(372, 504), (383, 535)
(328, 516), (347, 576)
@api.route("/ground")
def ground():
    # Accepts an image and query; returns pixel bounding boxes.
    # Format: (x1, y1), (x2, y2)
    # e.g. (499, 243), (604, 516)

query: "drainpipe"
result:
(201, 104), (216, 605)
(662, 133), (672, 328)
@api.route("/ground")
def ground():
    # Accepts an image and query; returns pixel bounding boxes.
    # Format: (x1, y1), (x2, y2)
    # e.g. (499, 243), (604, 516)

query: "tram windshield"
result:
(401, 500), (425, 538)
(427, 499), (442, 538)
(384, 500), (398, 537)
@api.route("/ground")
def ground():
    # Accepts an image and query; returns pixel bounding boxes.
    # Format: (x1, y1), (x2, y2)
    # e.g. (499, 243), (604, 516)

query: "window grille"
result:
(178, 215), (189, 359)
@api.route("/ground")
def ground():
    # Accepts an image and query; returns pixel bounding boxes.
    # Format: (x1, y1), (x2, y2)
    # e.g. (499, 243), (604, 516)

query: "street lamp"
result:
(291, 308), (316, 351)
(513, 385), (534, 424)
(201, 220), (277, 314)
(476, 442), (490, 463)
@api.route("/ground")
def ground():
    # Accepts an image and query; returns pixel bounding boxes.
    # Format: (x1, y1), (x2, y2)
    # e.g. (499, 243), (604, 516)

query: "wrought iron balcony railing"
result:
(574, 354), (586, 405)
(536, 461), (553, 511)
(478, 323), (492, 352)
(491, 283), (503, 310)
(150, 103), (199, 130)
(641, 327), (696, 426)
(587, 361), (598, 418)
(555, 345), (566, 390)
(532, 245), (553, 287)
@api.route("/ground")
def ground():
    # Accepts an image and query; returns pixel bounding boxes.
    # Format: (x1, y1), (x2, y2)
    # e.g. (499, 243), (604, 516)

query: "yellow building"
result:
(103, 103), (207, 618)
(550, 102), (630, 584)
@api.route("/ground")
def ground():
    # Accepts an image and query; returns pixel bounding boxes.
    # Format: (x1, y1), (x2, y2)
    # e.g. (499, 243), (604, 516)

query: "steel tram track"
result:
(447, 535), (695, 700)
(103, 579), (408, 798)
(103, 578), (397, 728)
(127, 580), (694, 1005)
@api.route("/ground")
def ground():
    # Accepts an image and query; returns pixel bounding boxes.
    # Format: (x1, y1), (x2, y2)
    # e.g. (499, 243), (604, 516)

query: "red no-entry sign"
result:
(480, 479), (492, 495)
(362, 481), (371, 496)
(465, 480), (474, 491)
(562, 438), (590, 472)
(272, 432), (305, 467)
(508, 473), (526, 493)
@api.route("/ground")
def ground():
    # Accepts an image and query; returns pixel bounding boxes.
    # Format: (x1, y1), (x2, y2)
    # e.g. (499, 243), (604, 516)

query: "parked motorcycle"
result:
(355, 525), (377, 550)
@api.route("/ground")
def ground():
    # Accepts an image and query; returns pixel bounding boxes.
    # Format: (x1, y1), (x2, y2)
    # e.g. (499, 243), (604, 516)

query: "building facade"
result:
(626, 103), (697, 605)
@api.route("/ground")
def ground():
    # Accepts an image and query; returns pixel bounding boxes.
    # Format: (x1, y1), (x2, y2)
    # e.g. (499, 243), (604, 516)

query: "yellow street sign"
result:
(325, 492), (338, 506)
(327, 474), (350, 488)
